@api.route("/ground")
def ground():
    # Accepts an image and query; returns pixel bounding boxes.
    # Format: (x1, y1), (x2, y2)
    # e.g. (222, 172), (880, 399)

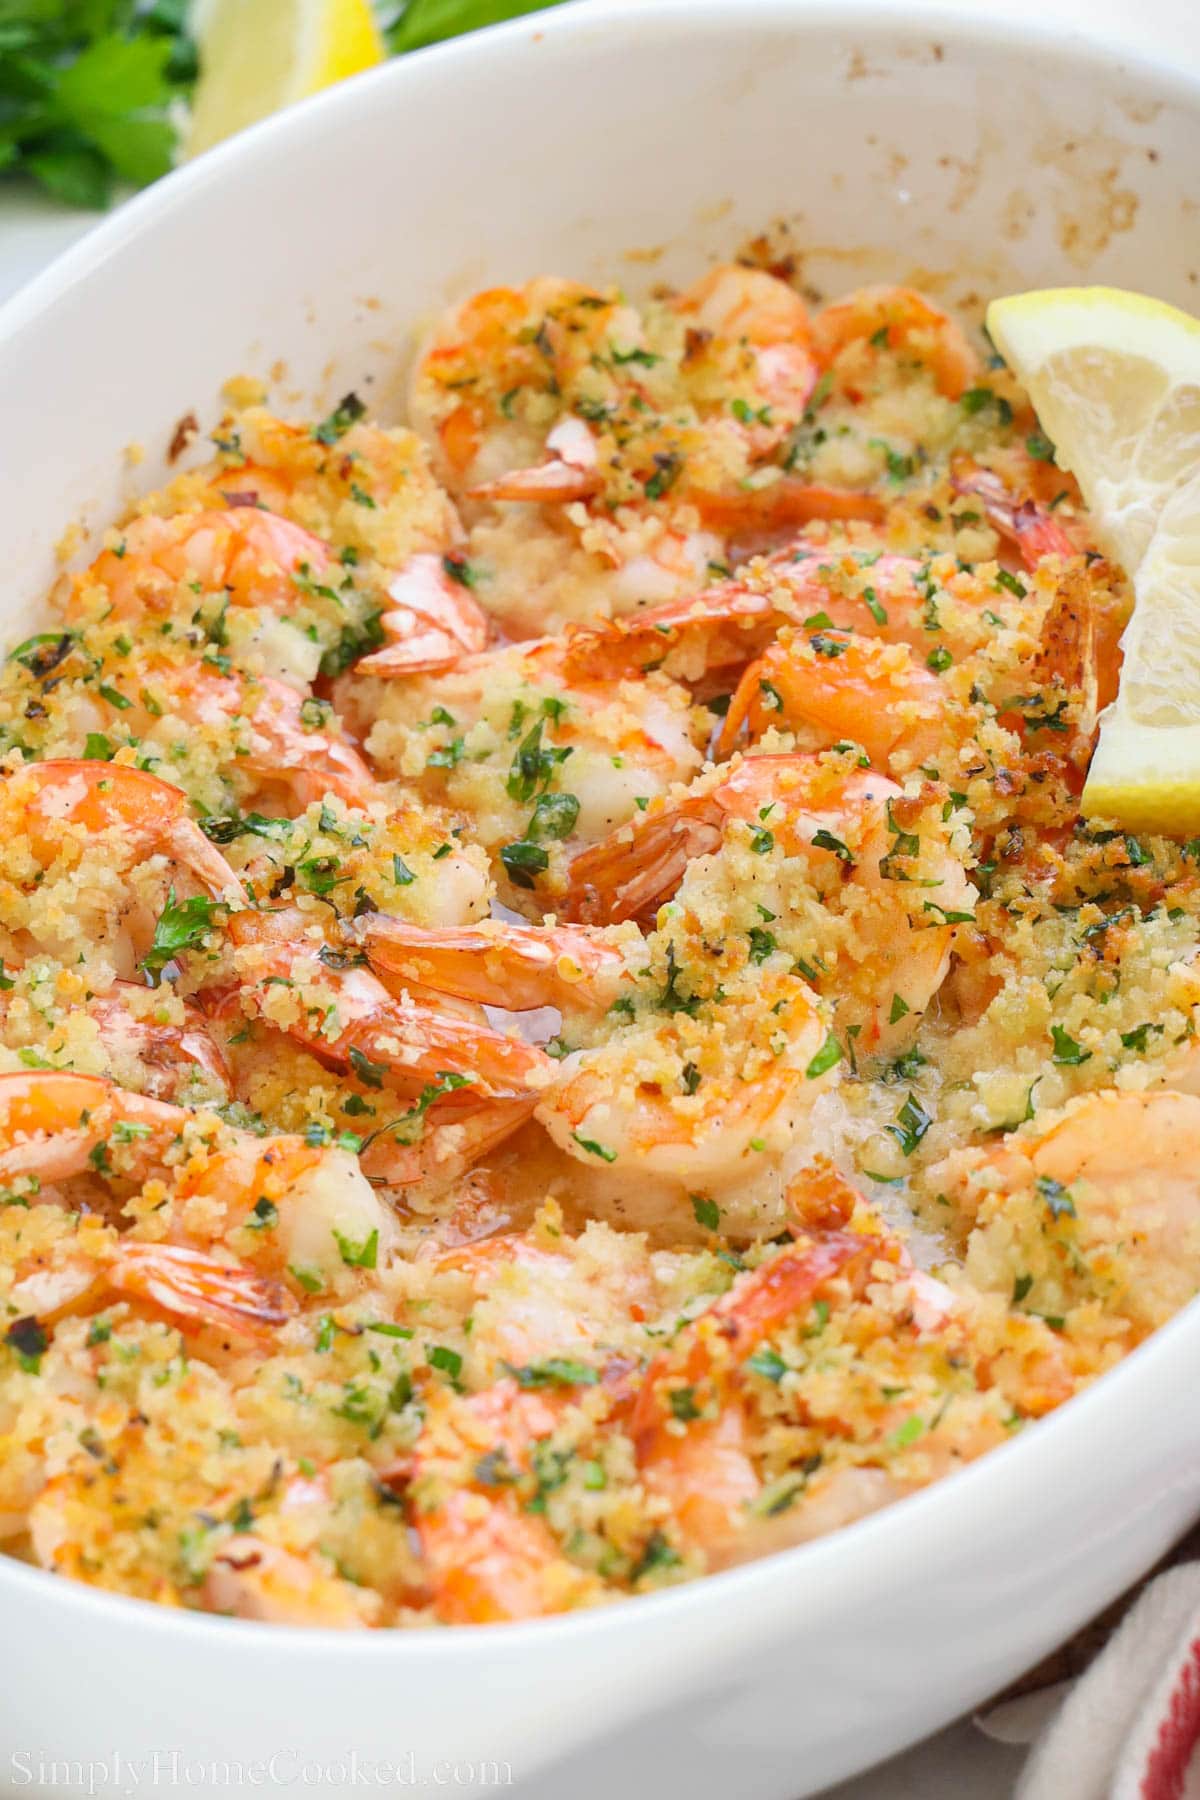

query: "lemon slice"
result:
(986, 287), (1200, 577)
(187, 0), (386, 158)
(987, 286), (1200, 831)
(1080, 471), (1200, 831)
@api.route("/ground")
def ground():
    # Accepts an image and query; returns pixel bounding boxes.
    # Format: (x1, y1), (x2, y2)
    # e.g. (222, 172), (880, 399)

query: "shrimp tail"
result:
(110, 1242), (297, 1335)
(691, 480), (886, 536)
(469, 417), (603, 507)
(359, 553), (489, 678)
(629, 1230), (869, 1454)
(1022, 566), (1099, 768)
(160, 817), (248, 904)
(359, 1091), (537, 1186)
(470, 462), (601, 505)
(561, 804), (723, 926)
(951, 457), (1077, 566)
(343, 914), (627, 1013)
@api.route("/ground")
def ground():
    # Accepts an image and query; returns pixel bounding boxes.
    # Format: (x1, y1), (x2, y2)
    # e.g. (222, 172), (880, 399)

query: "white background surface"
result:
(0, 1), (1195, 1792)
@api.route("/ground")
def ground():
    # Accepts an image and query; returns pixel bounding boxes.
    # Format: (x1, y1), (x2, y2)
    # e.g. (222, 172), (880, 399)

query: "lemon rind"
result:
(987, 286), (1200, 389)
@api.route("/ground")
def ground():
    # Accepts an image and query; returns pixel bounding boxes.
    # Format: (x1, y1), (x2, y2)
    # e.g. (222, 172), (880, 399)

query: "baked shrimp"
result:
(0, 261), (1184, 1635)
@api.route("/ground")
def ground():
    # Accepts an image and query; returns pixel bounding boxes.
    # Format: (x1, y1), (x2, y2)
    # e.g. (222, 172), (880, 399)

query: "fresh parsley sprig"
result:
(1, 1), (574, 211)
(0, 2), (196, 208)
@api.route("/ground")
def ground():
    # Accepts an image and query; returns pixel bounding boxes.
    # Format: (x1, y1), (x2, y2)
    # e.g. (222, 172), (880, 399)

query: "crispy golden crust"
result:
(0, 275), (1183, 1630)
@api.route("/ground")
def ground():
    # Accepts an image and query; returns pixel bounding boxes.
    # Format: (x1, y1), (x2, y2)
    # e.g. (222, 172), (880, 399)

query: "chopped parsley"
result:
(806, 1033), (843, 1080)
(500, 839), (550, 889)
(746, 1346), (787, 1382)
(571, 1133), (617, 1163)
(1050, 1025), (1091, 1067)
(887, 1093), (932, 1156)
(426, 1344), (463, 1381)
(691, 1195), (720, 1231)
(812, 828), (853, 863)
(334, 1228), (379, 1270)
(312, 392), (365, 446)
(505, 1357), (599, 1389)
(1036, 1175), (1076, 1220)
(5, 1315), (47, 1373)
(141, 889), (223, 986)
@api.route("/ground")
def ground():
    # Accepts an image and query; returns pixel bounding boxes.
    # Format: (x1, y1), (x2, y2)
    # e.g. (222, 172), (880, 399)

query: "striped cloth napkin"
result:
(991, 1566), (1200, 1798)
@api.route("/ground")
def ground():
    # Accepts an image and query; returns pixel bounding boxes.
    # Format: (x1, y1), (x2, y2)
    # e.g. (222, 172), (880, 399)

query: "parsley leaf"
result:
(0, 9), (194, 209)
(140, 888), (223, 987)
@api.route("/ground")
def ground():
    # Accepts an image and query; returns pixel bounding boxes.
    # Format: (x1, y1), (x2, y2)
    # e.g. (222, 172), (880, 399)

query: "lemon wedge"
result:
(987, 285), (1200, 831)
(187, 0), (386, 158)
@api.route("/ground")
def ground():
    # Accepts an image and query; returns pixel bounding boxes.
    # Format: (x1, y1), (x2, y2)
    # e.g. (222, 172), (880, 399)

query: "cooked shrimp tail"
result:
(359, 552), (490, 677)
(109, 1242), (297, 1336)
(344, 915), (632, 1013)
(951, 456), (1078, 564)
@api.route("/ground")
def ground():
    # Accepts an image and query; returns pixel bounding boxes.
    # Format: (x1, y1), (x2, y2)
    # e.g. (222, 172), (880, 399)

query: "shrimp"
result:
(357, 552), (489, 678)
(564, 754), (975, 1055)
(204, 1536), (374, 1628)
(102, 1241), (296, 1338)
(813, 285), (980, 402)
(406, 1379), (603, 1624)
(216, 678), (382, 813)
(0, 1070), (397, 1311)
(571, 552), (1099, 775)
(951, 459), (1125, 710)
(218, 907), (554, 1098)
(1008, 565), (1099, 766)
(437, 267), (817, 501)
(712, 600), (1096, 778)
(467, 416), (604, 507)
(0, 759), (245, 904)
(562, 752), (943, 919)
(174, 671), (382, 813)
(670, 264), (819, 452)
(625, 1191), (1072, 1567)
(0, 1070), (185, 1188)
(403, 1225), (870, 1612)
(58, 503), (381, 694)
(431, 1228), (628, 1377)
(201, 1464), (383, 1628)
(561, 546), (1029, 687)
(717, 627), (965, 773)
(170, 1134), (397, 1305)
(2, 1192), (294, 1339)
(934, 1088), (1200, 1341)
(193, 405), (462, 581)
(561, 573), (791, 685)
(85, 984), (231, 1104)
(406, 270), (879, 631)
(81, 665), (384, 815)
(409, 279), (635, 493)
(343, 915), (637, 1016)
(951, 456), (1079, 564)
(63, 508), (338, 627)
(682, 479), (886, 540)
(628, 1231), (869, 1559)
(0, 973), (230, 1107)
(359, 1090), (539, 1189)
(414, 1485), (582, 1624)
(358, 636), (706, 897)
(535, 964), (837, 1237)
(412, 1443), (591, 1621)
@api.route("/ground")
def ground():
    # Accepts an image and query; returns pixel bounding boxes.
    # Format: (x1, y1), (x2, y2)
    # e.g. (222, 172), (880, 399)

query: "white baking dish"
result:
(2, 3), (1200, 1794)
